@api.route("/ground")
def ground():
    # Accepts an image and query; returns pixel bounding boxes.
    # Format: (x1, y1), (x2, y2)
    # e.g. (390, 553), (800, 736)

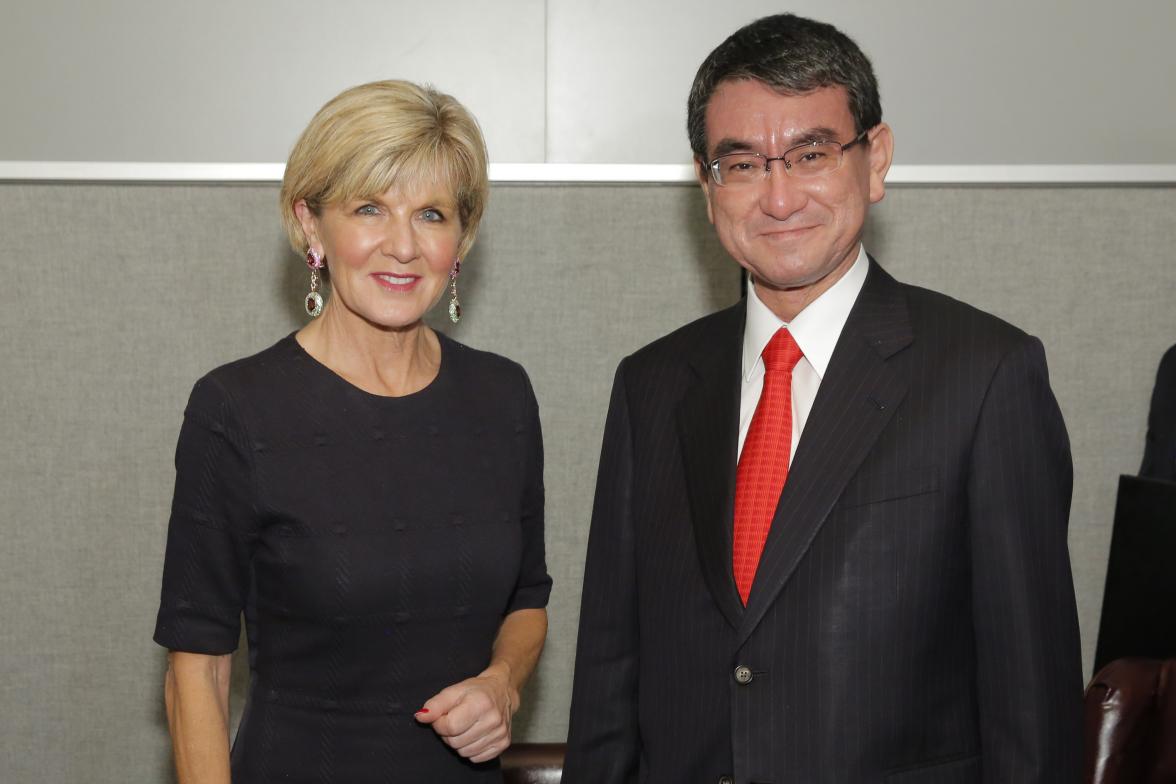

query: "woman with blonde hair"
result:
(154, 80), (550, 783)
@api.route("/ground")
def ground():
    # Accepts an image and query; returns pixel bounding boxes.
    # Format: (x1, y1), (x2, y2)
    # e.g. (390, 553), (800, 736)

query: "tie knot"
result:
(762, 328), (803, 373)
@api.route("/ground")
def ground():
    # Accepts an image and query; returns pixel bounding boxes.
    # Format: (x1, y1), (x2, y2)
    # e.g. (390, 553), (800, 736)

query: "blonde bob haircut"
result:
(280, 80), (489, 259)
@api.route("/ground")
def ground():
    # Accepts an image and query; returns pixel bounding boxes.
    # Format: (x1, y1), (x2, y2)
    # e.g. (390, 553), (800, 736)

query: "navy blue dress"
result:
(154, 333), (551, 782)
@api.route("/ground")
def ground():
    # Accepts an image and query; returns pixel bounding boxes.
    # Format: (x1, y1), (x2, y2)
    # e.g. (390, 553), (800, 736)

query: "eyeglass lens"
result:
(713, 142), (844, 185)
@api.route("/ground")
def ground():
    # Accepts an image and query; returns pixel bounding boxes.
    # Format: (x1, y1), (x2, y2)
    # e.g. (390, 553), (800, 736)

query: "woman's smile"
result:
(371, 272), (422, 291)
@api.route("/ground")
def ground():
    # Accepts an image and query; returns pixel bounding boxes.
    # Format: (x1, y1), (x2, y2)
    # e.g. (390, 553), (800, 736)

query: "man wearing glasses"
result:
(565, 13), (1082, 784)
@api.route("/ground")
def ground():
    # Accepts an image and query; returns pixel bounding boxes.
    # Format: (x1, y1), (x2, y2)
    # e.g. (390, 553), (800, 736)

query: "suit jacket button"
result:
(718, 776), (735, 784)
(733, 665), (753, 684)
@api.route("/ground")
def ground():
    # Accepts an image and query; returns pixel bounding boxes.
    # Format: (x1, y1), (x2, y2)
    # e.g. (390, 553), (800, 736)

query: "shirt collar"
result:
(742, 246), (869, 381)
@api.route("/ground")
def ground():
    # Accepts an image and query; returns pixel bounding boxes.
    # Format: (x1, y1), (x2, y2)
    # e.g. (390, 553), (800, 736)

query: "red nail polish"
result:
(415, 708), (429, 714)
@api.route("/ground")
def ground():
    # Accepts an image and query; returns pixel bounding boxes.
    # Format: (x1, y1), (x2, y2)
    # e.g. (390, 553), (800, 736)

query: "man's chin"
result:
(746, 258), (822, 289)
(747, 259), (852, 295)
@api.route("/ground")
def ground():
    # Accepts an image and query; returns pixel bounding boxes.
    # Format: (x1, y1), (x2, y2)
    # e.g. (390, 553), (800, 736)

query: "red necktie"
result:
(733, 328), (804, 605)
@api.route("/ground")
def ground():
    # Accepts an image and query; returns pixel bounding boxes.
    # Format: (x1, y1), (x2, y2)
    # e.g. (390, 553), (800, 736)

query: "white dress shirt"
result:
(737, 247), (869, 460)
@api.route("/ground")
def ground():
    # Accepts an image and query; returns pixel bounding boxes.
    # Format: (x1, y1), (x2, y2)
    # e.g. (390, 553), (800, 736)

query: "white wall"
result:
(2, 0), (1173, 165)
(0, 0), (547, 163)
(547, 0), (1176, 165)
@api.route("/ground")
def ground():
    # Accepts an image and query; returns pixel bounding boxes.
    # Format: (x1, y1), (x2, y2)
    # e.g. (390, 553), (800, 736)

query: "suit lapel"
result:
(678, 301), (746, 631)
(737, 260), (914, 647)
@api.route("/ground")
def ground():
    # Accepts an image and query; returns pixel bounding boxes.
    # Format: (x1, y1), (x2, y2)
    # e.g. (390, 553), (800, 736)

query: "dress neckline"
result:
(286, 330), (451, 403)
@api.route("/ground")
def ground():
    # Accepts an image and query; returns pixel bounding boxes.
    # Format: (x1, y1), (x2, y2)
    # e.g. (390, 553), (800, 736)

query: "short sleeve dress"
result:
(154, 333), (552, 783)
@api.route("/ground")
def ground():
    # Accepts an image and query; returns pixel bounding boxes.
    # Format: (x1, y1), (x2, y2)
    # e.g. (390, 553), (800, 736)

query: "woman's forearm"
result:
(165, 651), (233, 784)
(481, 607), (548, 709)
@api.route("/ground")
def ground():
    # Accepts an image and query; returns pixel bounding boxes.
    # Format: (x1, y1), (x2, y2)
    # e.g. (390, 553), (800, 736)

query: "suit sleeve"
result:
(563, 360), (640, 784)
(967, 335), (1084, 782)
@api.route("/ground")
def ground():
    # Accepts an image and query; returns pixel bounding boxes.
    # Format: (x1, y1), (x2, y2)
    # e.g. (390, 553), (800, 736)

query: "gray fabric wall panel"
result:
(1, 184), (301, 784)
(866, 186), (1176, 683)
(0, 183), (739, 782)
(1, 182), (1173, 781)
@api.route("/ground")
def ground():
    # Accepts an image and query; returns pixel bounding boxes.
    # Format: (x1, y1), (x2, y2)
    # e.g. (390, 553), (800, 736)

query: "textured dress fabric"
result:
(154, 332), (551, 783)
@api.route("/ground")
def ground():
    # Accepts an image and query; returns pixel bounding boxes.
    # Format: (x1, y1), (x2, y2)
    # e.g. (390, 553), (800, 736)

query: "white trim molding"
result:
(0, 161), (286, 182)
(1, 161), (1174, 185)
(886, 164), (1176, 185)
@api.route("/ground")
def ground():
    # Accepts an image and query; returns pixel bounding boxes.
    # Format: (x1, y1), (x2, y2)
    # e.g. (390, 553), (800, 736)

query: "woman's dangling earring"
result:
(448, 259), (462, 324)
(305, 247), (325, 318)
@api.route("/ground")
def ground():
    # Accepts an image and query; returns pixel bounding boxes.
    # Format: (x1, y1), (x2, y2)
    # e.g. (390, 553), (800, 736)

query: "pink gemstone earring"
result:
(448, 259), (462, 324)
(305, 247), (325, 317)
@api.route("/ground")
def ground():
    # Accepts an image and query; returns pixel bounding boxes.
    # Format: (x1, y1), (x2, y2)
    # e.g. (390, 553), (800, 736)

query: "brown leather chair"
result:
(501, 742), (565, 784)
(1085, 657), (1176, 783)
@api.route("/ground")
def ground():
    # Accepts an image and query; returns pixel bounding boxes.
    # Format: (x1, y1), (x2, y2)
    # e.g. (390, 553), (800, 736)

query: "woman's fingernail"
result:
(415, 708), (429, 714)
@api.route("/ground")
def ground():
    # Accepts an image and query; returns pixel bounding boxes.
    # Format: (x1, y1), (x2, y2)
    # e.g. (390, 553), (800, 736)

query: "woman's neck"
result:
(295, 302), (441, 397)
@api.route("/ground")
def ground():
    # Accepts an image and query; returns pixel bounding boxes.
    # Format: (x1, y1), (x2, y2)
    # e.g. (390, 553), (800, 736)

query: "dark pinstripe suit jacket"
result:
(564, 260), (1083, 784)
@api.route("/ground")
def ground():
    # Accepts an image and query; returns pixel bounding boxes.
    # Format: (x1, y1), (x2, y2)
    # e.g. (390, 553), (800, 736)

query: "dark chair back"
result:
(502, 742), (565, 784)
(1085, 657), (1176, 784)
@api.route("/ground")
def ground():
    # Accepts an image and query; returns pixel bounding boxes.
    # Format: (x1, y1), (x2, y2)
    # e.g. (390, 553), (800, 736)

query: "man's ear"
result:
(696, 158), (716, 225)
(294, 199), (321, 251)
(866, 123), (894, 205)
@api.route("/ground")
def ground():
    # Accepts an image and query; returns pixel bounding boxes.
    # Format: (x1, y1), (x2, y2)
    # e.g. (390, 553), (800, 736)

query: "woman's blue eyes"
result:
(353, 205), (444, 221)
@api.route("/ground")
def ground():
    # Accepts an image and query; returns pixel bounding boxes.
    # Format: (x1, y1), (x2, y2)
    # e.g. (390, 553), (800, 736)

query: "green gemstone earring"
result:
(448, 260), (462, 324)
(305, 247), (325, 318)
